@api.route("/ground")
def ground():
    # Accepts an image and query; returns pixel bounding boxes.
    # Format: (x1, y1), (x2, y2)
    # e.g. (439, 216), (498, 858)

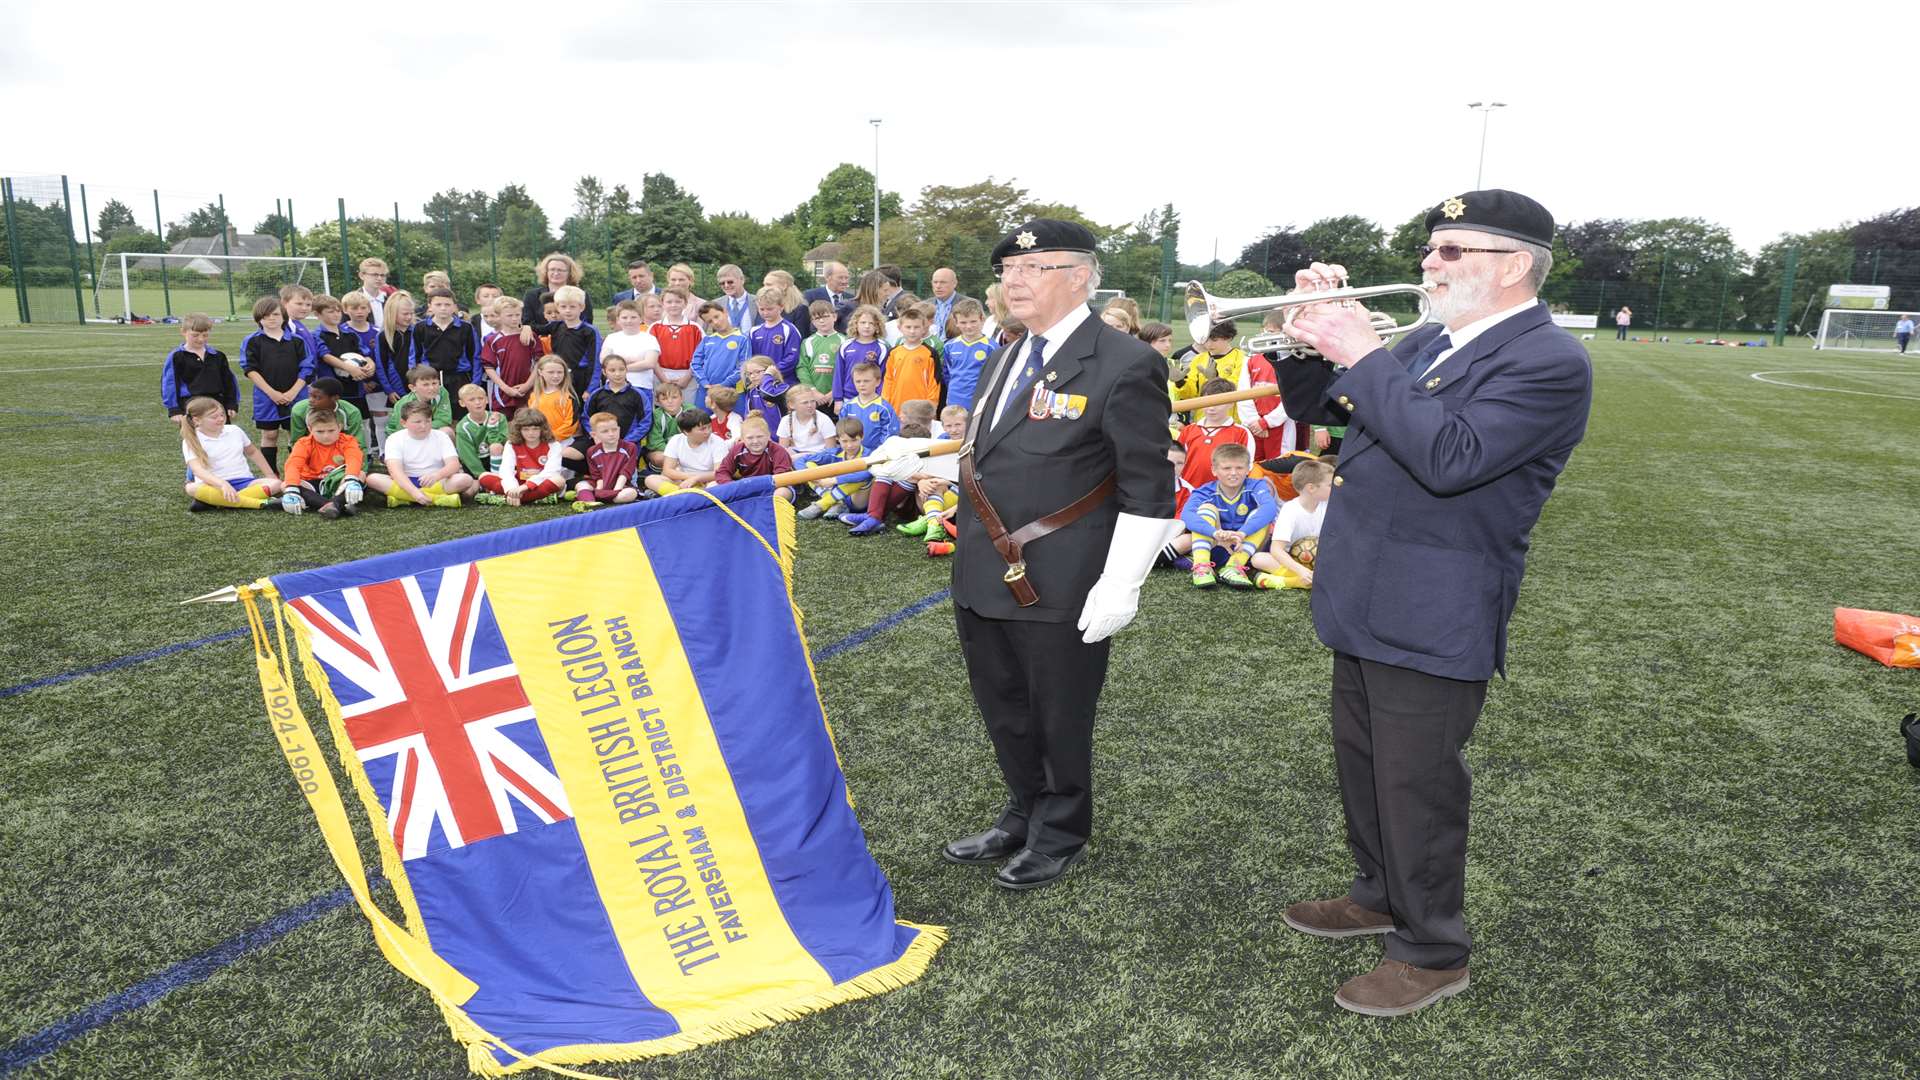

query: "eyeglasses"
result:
(994, 262), (1076, 281)
(1420, 244), (1521, 261)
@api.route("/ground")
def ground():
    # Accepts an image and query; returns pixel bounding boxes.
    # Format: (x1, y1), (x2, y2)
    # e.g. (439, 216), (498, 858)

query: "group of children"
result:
(161, 259), (1332, 590)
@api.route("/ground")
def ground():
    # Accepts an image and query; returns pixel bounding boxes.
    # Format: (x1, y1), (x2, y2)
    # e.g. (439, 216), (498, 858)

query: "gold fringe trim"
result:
(465, 922), (949, 1077)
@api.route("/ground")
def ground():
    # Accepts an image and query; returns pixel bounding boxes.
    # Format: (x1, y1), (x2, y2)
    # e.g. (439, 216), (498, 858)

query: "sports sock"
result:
(260, 445), (278, 471)
(1191, 537), (1213, 565)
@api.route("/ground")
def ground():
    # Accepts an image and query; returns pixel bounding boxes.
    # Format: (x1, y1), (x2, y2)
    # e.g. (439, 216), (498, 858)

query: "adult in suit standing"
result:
(927, 267), (975, 338)
(942, 220), (1178, 890)
(612, 260), (659, 305)
(1270, 190), (1592, 1016)
(801, 261), (854, 332)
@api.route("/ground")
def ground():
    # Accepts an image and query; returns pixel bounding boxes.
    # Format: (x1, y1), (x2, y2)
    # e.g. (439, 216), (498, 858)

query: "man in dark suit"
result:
(927, 267), (975, 338)
(611, 260), (657, 305)
(1271, 190), (1592, 1016)
(942, 220), (1178, 890)
(801, 261), (854, 332)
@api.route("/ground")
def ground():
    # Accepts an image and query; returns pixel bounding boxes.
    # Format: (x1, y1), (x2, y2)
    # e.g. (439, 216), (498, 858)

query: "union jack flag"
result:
(287, 563), (572, 860)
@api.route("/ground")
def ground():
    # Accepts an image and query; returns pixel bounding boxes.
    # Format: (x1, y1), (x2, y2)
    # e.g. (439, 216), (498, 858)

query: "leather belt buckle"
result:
(1002, 560), (1027, 583)
(957, 439), (975, 458)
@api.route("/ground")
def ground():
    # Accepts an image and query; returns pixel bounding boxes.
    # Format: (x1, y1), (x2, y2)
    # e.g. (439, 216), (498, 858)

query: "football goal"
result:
(100, 252), (330, 323)
(1813, 308), (1918, 354)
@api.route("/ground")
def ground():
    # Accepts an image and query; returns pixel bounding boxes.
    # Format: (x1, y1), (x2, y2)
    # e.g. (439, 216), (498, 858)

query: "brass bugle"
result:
(1184, 279), (1432, 357)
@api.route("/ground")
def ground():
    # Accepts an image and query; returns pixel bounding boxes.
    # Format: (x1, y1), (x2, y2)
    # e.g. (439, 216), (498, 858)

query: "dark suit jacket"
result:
(1274, 302), (1591, 680)
(953, 317), (1174, 623)
(520, 285), (594, 335)
(801, 287), (852, 333)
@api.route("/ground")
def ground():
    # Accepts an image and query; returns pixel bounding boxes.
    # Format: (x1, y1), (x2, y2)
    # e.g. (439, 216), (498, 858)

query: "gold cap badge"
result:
(1015, 231), (1037, 249)
(1442, 196), (1467, 220)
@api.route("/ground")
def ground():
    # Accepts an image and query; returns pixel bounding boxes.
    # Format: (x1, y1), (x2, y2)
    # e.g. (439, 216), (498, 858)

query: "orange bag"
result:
(1834, 608), (1920, 668)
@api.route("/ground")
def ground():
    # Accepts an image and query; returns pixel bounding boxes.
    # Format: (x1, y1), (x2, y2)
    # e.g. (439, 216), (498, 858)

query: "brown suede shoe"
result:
(1334, 960), (1470, 1017)
(1282, 896), (1394, 938)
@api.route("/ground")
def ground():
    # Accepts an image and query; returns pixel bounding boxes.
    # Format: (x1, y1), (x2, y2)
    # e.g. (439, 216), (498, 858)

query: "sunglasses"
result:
(1420, 244), (1521, 261)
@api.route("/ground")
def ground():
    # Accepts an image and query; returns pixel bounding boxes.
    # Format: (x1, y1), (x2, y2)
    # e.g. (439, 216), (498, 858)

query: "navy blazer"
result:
(1274, 302), (1592, 680)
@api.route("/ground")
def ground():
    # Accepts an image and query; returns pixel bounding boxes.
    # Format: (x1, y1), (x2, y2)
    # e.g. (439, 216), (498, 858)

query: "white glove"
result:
(1076, 513), (1184, 643)
(281, 492), (304, 515)
(343, 479), (364, 507)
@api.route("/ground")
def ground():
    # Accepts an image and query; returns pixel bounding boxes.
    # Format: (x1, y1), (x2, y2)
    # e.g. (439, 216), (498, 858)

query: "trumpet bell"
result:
(1183, 279), (1433, 359)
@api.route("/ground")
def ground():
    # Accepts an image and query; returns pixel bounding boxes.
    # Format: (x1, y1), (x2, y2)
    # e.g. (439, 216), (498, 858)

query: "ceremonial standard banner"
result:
(239, 477), (944, 1075)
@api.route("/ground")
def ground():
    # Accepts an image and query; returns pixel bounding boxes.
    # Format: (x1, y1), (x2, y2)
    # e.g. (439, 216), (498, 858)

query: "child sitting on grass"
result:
(574, 411), (640, 508)
(645, 408), (733, 495)
(453, 382), (509, 478)
(180, 395), (284, 511)
(716, 414), (796, 498)
(1250, 457), (1334, 590)
(897, 403), (967, 544)
(1180, 443), (1278, 589)
(478, 408), (570, 506)
(841, 420), (934, 536)
(778, 385), (836, 454)
(796, 417), (871, 520)
(279, 408), (367, 519)
(369, 399), (472, 507)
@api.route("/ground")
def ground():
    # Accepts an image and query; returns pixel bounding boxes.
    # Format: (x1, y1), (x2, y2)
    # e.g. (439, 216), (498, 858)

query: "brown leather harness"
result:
(958, 443), (1115, 609)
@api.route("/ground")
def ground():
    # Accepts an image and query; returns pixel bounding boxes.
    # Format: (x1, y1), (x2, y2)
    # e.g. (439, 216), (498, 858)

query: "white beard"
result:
(1424, 266), (1498, 327)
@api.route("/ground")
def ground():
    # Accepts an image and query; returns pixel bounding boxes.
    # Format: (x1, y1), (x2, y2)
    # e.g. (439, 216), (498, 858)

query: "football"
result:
(1289, 536), (1318, 569)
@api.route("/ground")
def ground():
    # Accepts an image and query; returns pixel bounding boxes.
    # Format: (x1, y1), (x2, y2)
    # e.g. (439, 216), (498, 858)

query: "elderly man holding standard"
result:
(1272, 190), (1592, 1016)
(942, 220), (1177, 890)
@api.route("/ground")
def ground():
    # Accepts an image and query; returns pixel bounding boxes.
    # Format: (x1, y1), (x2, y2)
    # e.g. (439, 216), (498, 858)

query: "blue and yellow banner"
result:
(240, 477), (943, 1075)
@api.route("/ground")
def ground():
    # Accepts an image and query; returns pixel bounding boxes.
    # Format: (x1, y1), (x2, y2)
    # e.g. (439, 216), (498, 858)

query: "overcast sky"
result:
(7, 0), (1912, 267)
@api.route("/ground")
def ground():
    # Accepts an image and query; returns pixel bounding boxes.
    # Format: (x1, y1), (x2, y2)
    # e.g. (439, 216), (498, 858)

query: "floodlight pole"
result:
(870, 119), (882, 269)
(1469, 101), (1506, 188)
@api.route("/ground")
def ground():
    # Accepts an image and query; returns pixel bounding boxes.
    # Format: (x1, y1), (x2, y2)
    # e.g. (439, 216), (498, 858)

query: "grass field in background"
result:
(2, 323), (1917, 1079)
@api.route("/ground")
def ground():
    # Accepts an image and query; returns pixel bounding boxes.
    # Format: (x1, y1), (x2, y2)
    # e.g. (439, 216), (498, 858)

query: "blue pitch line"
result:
(0, 588), (953, 1074)
(0, 885), (363, 1074)
(811, 589), (952, 661)
(0, 629), (250, 700)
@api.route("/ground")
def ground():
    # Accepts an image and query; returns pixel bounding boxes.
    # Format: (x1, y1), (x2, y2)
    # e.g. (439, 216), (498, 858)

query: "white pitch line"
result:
(1748, 369), (1920, 401)
(0, 361), (156, 374)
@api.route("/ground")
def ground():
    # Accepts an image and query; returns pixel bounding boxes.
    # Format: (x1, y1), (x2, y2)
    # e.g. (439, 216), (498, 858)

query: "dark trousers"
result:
(954, 604), (1111, 857)
(1332, 651), (1487, 970)
(1616, 325), (1629, 340)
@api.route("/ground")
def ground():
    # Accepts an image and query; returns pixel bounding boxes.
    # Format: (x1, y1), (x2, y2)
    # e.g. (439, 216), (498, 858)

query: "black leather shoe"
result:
(993, 847), (1083, 890)
(941, 827), (1025, 865)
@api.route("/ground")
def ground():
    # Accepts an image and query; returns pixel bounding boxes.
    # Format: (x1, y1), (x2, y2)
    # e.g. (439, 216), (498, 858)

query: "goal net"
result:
(1814, 308), (1919, 353)
(99, 253), (330, 323)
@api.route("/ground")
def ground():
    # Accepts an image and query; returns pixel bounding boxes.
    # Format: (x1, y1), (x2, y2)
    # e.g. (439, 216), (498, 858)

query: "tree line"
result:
(9, 170), (1918, 331)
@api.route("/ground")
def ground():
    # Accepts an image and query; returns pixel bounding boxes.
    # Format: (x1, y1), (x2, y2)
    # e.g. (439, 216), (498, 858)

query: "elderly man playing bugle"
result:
(1271, 190), (1592, 1016)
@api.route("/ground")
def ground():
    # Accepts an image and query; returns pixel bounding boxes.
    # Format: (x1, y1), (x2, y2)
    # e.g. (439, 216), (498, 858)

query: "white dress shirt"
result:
(992, 301), (1095, 425)
(1419, 298), (1541, 378)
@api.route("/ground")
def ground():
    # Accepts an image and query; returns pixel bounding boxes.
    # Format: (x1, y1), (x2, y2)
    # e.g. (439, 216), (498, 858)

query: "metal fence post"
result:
(59, 176), (84, 323)
(487, 201), (498, 282)
(441, 213), (456, 293)
(1158, 228), (1176, 323)
(3, 178), (31, 323)
(288, 200), (297, 258)
(218, 194), (236, 317)
(276, 199), (287, 256)
(1773, 246), (1798, 347)
(78, 181), (99, 318)
(392, 203), (405, 287)
(1651, 251), (1665, 335)
(338, 198), (351, 289)
(154, 189), (172, 318)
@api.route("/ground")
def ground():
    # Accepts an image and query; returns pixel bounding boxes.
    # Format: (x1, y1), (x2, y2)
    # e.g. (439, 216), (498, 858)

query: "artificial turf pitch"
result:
(1, 322), (1916, 1079)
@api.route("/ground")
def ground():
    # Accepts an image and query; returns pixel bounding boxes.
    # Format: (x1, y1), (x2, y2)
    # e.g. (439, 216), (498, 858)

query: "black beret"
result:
(1424, 189), (1554, 248)
(990, 218), (1099, 267)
